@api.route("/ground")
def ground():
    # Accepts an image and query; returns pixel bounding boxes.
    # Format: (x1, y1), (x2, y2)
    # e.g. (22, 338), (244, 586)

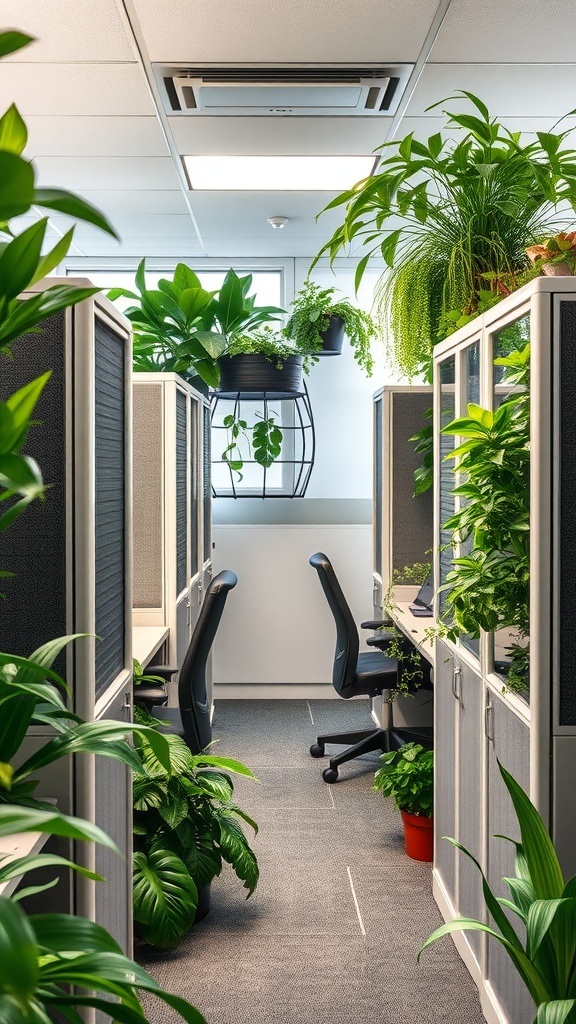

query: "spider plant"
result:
(313, 91), (576, 379)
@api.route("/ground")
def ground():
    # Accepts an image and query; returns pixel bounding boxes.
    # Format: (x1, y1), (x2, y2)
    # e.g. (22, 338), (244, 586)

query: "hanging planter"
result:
(316, 315), (345, 356)
(216, 353), (303, 395)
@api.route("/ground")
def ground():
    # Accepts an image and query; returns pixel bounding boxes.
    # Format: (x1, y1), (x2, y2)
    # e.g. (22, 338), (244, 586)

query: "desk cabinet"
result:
(432, 277), (576, 1024)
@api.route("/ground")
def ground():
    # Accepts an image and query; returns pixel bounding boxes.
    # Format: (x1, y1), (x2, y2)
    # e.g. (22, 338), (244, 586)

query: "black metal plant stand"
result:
(210, 382), (315, 498)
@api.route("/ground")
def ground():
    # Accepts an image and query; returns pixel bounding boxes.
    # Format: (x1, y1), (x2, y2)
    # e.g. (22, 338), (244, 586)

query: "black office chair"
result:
(134, 569), (238, 754)
(309, 552), (432, 782)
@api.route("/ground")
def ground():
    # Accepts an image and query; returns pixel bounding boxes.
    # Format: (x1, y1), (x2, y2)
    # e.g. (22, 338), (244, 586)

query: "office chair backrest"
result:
(309, 553), (359, 698)
(178, 569), (238, 752)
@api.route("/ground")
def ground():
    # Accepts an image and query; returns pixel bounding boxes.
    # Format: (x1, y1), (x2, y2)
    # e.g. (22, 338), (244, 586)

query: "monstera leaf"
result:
(133, 848), (198, 950)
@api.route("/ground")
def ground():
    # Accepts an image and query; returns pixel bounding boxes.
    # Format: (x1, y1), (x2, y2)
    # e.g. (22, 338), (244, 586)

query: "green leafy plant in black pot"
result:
(284, 279), (377, 375)
(132, 708), (259, 949)
(110, 264), (285, 389)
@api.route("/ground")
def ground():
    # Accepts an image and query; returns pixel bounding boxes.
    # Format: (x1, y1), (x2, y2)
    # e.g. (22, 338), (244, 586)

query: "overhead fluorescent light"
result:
(182, 155), (376, 191)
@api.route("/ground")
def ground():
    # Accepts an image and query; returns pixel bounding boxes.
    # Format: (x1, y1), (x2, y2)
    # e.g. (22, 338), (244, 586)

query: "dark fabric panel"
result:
(391, 392), (433, 574)
(176, 391), (187, 594)
(559, 301), (576, 725)
(203, 405), (211, 562)
(94, 319), (125, 698)
(0, 315), (68, 674)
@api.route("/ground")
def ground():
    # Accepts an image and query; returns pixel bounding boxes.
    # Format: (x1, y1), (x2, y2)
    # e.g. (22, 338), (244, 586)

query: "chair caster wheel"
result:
(310, 743), (325, 758)
(322, 767), (338, 784)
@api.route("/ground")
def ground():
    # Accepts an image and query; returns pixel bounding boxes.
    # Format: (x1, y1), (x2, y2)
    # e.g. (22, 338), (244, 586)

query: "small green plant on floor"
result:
(373, 743), (433, 818)
(132, 707), (259, 949)
(420, 762), (576, 1024)
(284, 279), (377, 375)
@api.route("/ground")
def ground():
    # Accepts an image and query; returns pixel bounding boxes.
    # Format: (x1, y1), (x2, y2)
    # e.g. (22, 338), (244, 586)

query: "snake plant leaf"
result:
(0, 105), (27, 156)
(499, 762), (565, 900)
(535, 1000), (576, 1024)
(133, 848), (198, 949)
(418, 917), (549, 1006)
(0, 897), (39, 1003)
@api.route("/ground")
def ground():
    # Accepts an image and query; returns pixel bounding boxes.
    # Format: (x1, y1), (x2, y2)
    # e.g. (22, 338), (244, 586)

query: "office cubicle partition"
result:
(132, 373), (211, 703)
(0, 283), (133, 953)
(432, 277), (576, 1024)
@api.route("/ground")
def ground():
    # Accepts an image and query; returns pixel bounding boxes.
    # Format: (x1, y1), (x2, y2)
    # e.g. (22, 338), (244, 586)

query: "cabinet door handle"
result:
(452, 666), (462, 703)
(186, 598), (191, 626)
(121, 691), (131, 720)
(485, 702), (494, 742)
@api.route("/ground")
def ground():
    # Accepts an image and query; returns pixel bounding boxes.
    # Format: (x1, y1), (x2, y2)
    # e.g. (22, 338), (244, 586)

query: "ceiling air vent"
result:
(156, 64), (412, 117)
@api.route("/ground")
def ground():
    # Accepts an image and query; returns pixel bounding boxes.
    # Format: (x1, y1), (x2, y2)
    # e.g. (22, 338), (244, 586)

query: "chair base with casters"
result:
(308, 552), (434, 783)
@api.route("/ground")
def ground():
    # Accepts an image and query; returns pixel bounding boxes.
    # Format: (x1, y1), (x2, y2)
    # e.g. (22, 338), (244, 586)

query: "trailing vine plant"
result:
(284, 280), (378, 375)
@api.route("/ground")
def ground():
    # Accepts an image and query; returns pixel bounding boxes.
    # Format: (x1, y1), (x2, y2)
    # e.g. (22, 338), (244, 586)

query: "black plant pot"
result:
(194, 884), (211, 924)
(217, 353), (303, 395)
(317, 314), (345, 356)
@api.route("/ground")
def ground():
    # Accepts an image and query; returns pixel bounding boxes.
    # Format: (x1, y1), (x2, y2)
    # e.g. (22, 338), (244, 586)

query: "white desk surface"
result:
(0, 829), (50, 897)
(388, 587), (435, 665)
(132, 625), (169, 668)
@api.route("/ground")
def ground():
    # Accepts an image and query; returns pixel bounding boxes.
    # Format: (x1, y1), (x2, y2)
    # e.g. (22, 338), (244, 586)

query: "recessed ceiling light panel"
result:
(183, 155), (376, 191)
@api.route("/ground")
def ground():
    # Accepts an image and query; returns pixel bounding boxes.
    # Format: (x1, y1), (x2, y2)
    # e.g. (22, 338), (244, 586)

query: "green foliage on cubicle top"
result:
(312, 90), (576, 380)
(420, 763), (576, 1024)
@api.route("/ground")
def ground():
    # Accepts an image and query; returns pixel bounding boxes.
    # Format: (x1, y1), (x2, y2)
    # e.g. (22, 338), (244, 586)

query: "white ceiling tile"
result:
(2, 0), (136, 61)
(431, 0), (576, 63)
(68, 237), (204, 258)
(24, 116), (169, 157)
(397, 116), (576, 144)
(189, 191), (344, 246)
(71, 190), (190, 216)
(168, 116), (392, 156)
(405, 64), (576, 118)
(0, 63), (154, 115)
(33, 156), (182, 190)
(133, 0), (438, 62)
(71, 215), (197, 241)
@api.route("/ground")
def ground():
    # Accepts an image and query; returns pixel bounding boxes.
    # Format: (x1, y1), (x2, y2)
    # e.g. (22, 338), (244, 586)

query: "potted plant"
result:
(218, 325), (310, 394)
(373, 742), (433, 861)
(132, 708), (259, 950)
(284, 280), (377, 375)
(526, 230), (576, 276)
(109, 263), (285, 390)
(420, 762), (576, 1024)
(312, 92), (576, 381)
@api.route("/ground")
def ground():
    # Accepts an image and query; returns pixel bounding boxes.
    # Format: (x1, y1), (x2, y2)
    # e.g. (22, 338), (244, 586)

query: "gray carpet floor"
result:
(138, 699), (486, 1024)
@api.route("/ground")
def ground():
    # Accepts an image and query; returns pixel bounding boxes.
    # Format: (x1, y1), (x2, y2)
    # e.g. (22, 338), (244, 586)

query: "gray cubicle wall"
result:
(0, 284), (133, 957)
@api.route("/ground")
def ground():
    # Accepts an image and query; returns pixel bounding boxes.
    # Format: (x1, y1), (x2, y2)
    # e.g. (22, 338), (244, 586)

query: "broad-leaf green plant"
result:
(111, 263), (285, 388)
(419, 763), (576, 1024)
(313, 91), (576, 379)
(373, 742), (433, 817)
(132, 708), (259, 949)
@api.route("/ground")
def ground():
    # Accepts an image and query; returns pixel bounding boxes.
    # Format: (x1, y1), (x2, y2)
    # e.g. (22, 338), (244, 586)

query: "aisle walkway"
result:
(139, 699), (486, 1024)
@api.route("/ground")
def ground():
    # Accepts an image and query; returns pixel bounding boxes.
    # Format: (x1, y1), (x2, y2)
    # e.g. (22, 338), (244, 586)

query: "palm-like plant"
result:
(420, 763), (576, 1024)
(313, 91), (576, 379)
(132, 709), (259, 949)
(0, 808), (205, 1024)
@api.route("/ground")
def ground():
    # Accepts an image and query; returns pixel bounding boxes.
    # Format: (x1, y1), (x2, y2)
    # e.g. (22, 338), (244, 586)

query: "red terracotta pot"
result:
(401, 809), (433, 862)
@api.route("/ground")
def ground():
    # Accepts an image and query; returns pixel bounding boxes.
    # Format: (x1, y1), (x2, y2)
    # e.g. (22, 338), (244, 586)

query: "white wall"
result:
(212, 524), (373, 694)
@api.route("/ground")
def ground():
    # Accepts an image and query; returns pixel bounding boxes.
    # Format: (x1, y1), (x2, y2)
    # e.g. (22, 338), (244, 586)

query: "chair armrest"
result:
(366, 634), (395, 650)
(361, 619), (393, 630)
(142, 665), (178, 680)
